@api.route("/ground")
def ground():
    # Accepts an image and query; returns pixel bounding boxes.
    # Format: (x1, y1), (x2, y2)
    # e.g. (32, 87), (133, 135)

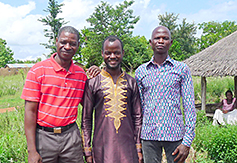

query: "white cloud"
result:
(59, 0), (97, 30)
(182, 1), (237, 23)
(0, 1), (49, 60)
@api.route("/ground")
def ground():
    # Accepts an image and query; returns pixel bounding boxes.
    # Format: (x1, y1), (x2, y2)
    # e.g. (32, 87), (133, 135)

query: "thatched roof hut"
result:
(183, 30), (237, 111)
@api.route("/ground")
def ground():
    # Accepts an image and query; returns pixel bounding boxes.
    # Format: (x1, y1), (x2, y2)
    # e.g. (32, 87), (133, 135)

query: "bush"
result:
(193, 117), (237, 163)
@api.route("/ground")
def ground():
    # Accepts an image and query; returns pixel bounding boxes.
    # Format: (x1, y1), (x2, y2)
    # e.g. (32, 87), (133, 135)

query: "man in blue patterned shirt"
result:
(135, 26), (196, 163)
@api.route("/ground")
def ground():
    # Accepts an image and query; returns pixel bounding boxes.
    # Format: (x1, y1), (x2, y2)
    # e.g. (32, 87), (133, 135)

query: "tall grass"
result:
(0, 74), (25, 109)
(193, 76), (234, 103)
(0, 74), (236, 162)
(0, 108), (27, 163)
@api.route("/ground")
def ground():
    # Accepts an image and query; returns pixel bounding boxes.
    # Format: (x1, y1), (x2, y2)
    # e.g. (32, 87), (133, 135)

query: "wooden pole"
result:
(234, 76), (237, 98)
(201, 77), (206, 111)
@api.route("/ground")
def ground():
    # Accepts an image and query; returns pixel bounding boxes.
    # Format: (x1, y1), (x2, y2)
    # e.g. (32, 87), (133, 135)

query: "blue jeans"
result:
(142, 139), (182, 163)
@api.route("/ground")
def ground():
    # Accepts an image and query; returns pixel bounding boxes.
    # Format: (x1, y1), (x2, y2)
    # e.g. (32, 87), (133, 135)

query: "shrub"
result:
(193, 121), (237, 163)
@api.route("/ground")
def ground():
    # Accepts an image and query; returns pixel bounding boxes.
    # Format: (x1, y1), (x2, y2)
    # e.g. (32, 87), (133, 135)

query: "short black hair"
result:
(58, 26), (80, 41)
(225, 90), (233, 96)
(102, 35), (123, 51)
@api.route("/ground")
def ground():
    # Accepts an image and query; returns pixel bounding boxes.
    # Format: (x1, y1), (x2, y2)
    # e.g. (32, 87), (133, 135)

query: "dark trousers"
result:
(36, 123), (84, 163)
(142, 139), (182, 163)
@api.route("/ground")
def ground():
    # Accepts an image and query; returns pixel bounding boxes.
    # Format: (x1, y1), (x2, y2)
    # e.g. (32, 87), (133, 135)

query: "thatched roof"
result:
(183, 30), (237, 77)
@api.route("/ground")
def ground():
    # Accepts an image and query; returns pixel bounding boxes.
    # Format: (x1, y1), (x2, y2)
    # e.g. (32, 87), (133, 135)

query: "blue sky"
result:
(0, 0), (237, 60)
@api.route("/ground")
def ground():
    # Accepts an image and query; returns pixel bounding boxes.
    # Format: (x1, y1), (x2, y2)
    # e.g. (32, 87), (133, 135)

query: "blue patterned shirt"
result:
(135, 56), (196, 147)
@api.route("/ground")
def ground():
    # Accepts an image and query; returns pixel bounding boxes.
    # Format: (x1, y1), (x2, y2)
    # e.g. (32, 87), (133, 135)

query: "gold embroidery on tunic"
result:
(101, 70), (127, 133)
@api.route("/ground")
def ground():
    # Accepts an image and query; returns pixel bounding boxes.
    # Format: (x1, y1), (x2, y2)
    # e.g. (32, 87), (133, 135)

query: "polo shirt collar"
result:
(50, 53), (75, 74)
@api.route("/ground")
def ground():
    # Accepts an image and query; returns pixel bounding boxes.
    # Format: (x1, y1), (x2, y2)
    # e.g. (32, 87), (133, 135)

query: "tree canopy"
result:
(38, 0), (68, 58)
(197, 20), (237, 52)
(80, 0), (151, 71)
(0, 39), (14, 67)
(158, 12), (197, 61)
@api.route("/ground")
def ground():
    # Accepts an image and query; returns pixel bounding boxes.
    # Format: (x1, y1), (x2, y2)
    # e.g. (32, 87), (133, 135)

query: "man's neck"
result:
(104, 67), (122, 84)
(54, 54), (71, 71)
(153, 53), (168, 66)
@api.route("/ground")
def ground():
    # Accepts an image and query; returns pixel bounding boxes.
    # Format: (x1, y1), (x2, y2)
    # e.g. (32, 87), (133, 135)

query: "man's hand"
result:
(86, 65), (101, 78)
(28, 150), (42, 163)
(138, 152), (143, 163)
(172, 144), (190, 163)
(85, 156), (93, 163)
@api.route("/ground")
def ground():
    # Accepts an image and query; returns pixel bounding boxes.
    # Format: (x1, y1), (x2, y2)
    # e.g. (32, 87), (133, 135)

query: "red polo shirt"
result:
(21, 53), (87, 127)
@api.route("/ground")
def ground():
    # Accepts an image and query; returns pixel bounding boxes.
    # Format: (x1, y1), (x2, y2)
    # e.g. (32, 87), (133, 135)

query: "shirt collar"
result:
(146, 55), (174, 68)
(50, 53), (75, 74)
(101, 68), (125, 78)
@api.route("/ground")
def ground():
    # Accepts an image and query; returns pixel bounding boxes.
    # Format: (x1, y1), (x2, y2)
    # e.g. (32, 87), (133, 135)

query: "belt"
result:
(37, 122), (76, 134)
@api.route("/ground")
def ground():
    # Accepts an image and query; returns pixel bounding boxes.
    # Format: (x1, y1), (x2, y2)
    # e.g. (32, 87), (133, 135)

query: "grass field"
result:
(0, 74), (236, 162)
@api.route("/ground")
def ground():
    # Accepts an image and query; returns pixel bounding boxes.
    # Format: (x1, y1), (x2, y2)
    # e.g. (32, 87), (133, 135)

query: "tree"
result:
(123, 36), (152, 72)
(38, 0), (68, 58)
(0, 38), (14, 67)
(197, 20), (237, 52)
(158, 12), (197, 60)
(81, 0), (150, 71)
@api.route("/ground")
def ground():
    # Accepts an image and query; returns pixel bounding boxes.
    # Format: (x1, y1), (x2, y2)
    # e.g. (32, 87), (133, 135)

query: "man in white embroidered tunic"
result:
(81, 35), (143, 163)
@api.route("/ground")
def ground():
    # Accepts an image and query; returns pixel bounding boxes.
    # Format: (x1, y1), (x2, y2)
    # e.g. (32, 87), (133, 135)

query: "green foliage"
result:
(0, 74), (25, 109)
(193, 76), (234, 103)
(38, 0), (68, 58)
(158, 12), (197, 61)
(123, 36), (153, 72)
(0, 38), (14, 68)
(80, 0), (151, 71)
(197, 20), (237, 52)
(0, 75), (24, 98)
(194, 120), (237, 163)
(13, 58), (42, 64)
(195, 110), (210, 127)
(0, 108), (27, 162)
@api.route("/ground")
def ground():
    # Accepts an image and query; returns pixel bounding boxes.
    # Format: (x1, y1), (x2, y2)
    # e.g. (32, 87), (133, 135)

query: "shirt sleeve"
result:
(81, 80), (94, 157)
(131, 79), (143, 153)
(135, 69), (145, 114)
(21, 66), (41, 102)
(180, 65), (196, 147)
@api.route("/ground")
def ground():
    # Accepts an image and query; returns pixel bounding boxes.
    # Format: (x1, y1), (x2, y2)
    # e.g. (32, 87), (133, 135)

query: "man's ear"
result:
(149, 39), (152, 46)
(170, 39), (173, 47)
(122, 50), (125, 57)
(56, 37), (58, 45)
(101, 50), (104, 57)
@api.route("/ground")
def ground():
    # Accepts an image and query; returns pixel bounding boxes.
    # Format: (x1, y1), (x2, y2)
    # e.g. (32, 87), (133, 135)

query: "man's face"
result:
(56, 31), (79, 61)
(149, 27), (173, 55)
(102, 40), (124, 70)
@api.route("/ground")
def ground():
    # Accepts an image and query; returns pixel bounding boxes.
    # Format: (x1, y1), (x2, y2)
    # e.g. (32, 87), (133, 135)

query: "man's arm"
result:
(173, 65), (196, 163)
(24, 100), (42, 163)
(81, 80), (94, 163)
(131, 80), (143, 163)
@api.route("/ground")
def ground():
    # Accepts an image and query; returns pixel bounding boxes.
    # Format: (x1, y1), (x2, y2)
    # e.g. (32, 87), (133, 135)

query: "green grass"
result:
(0, 108), (27, 163)
(0, 74), (25, 109)
(0, 74), (236, 162)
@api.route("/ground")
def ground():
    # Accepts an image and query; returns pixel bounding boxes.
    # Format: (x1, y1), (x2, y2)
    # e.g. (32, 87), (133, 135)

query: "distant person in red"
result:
(213, 90), (237, 125)
(21, 26), (87, 163)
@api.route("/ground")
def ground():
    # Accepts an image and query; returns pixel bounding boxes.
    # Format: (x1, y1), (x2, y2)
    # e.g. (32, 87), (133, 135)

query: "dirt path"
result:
(0, 107), (16, 113)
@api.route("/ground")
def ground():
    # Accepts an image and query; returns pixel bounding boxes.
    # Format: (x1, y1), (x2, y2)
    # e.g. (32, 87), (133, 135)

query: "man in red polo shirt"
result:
(21, 26), (87, 163)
